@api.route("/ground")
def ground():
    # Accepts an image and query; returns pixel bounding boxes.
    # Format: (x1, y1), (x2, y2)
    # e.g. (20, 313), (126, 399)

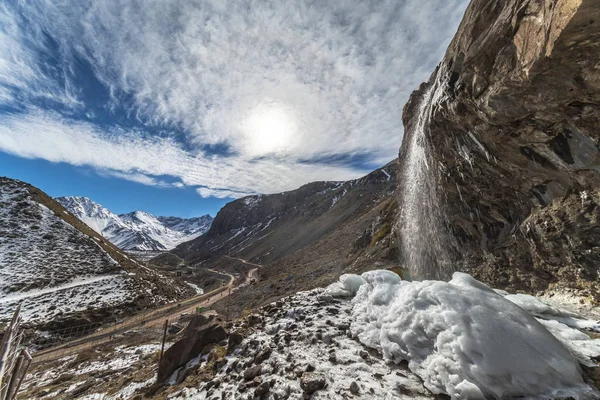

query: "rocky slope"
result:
(56, 196), (213, 251)
(20, 271), (600, 399)
(0, 177), (194, 329)
(397, 0), (600, 302)
(171, 161), (396, 269)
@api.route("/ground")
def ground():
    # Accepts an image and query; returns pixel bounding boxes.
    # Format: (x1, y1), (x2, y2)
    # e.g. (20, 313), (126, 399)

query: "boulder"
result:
(300, 372), (326, 394)
(255, 381), (270, 397)
(157, 315), (227, 383)
(227, 331), (244, 354)
(247, 313), (262, 326)
(243, 365), (262, 381)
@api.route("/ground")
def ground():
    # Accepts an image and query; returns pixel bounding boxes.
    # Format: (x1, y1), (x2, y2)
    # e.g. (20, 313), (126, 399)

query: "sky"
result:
(0, 0), (469, 217)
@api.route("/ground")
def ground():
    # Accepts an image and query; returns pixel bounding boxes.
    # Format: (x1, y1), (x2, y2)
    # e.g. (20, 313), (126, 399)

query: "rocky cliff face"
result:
(398, 0), (600, 301)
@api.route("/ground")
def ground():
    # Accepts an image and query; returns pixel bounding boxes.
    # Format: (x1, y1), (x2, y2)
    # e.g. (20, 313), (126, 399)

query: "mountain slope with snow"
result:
(172, 160), (397, 267)
(56, 196), (213, 251)
(0, 177), (193, 327)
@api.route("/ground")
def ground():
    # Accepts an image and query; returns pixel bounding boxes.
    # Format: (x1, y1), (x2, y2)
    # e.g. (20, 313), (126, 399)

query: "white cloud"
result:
(196, 187), (247, 199)
(0, 110), (366, 197)
(0, 4), (82, 108)
(0, 0), (470, 196)
(100, 170), (182, 189)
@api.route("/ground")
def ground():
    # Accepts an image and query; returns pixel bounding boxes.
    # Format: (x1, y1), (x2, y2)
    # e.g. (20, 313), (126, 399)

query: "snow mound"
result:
(326, 270), (597, 399)
(504, 293), (572, 317)
(537, 319), (600, 367)
(323, 273), (365, 297)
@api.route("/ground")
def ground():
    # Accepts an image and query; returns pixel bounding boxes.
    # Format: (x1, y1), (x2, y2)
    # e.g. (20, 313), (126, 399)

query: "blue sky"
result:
(0, 0), (469, 217)
(0, 152), (229, 217)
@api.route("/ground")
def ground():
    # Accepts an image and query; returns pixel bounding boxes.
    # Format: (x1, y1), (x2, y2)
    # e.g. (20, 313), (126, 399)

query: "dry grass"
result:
(213, 344), (227, 359)
(370, 223), (391, 247)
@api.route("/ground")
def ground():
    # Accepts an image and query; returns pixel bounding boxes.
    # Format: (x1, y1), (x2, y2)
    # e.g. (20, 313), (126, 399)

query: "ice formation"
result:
(327, 270), (598, 399)
(323, 273), (365, 297)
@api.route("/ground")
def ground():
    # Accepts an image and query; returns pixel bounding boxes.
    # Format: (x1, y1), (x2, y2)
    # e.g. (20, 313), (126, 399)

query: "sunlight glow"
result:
(242, 102), (297, 156)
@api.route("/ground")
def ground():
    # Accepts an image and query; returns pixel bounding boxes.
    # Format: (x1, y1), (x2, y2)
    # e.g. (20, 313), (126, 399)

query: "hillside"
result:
(171, 160), (397, 269)
(0, 177), (194, 329)
(21, 271), (600, 399)
(56, 196), (213, 251)
(158, 161), (399, 317)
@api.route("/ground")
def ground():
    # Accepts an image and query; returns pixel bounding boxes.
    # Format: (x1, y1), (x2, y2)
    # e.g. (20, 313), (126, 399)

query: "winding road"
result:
(32, 259), (259, 363)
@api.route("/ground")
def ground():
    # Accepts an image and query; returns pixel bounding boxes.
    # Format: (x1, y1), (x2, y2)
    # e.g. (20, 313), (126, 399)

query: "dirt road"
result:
(32, 268), (240, 363)
(223, 255), (261, 268)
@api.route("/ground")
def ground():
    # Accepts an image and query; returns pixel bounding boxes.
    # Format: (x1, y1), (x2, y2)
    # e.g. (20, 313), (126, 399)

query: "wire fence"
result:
(18, 324), (169, 400)
(2, 305), (185, 400)
(4, 278), (234, 399)
(28, 284), (227, 365)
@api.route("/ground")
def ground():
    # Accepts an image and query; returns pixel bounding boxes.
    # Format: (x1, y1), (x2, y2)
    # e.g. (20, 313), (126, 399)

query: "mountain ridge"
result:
(171, 160), (397, 268)
(0, 176), (194, 330)
(56, 196), (213, 251)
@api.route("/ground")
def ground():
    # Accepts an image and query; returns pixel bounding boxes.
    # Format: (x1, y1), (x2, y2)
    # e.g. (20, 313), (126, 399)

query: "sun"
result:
(241, 102), (297, 156)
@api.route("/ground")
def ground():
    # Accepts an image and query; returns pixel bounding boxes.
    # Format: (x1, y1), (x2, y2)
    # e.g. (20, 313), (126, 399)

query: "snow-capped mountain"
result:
(56, 196), (213, 251)
(0, 177), (193, 326)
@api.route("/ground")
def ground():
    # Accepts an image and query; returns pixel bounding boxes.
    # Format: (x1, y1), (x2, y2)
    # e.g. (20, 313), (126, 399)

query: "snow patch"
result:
(185, 281), (204, 295)
(381, 168), (391, 181)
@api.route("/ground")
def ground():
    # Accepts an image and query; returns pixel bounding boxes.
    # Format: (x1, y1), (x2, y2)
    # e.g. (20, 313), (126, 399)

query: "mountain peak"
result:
(56, 197), (213, 251)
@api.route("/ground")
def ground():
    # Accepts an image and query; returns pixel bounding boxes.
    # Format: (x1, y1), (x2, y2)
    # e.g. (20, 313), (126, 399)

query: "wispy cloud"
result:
(0, 0), (469, 197)
(0, 110), (365, 197)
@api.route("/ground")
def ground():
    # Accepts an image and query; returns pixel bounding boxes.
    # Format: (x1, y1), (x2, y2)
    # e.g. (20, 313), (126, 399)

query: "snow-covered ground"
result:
(1, 274), (136, 323)
(0, 180), (137, 323)
(19, 269), (600, 399)
(186, 281), (205, 295)
(168, 272), (600, 399)
(168, 289), (433, 400)
(21, 342), (163, 399)
(56, 196), (213, 251)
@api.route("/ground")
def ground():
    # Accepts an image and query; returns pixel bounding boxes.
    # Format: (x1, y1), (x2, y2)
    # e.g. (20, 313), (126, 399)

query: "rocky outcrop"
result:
(157, 315), (227, 383)
(398, 0), (600, 300)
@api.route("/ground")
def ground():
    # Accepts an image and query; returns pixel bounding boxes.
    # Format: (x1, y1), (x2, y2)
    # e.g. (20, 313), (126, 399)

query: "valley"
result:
(1, 0), (600, 398)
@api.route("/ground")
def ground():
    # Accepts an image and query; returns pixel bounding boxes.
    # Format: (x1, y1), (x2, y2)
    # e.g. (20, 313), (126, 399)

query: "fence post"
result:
(0, 305), (21, 400)
(225, 286), (232, 322)
(5, 352), (23, 400)
(10, 350), (31, 400)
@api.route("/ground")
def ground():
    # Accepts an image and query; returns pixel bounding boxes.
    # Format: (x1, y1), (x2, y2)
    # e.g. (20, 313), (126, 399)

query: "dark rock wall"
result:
(398, 0), (600, 300)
